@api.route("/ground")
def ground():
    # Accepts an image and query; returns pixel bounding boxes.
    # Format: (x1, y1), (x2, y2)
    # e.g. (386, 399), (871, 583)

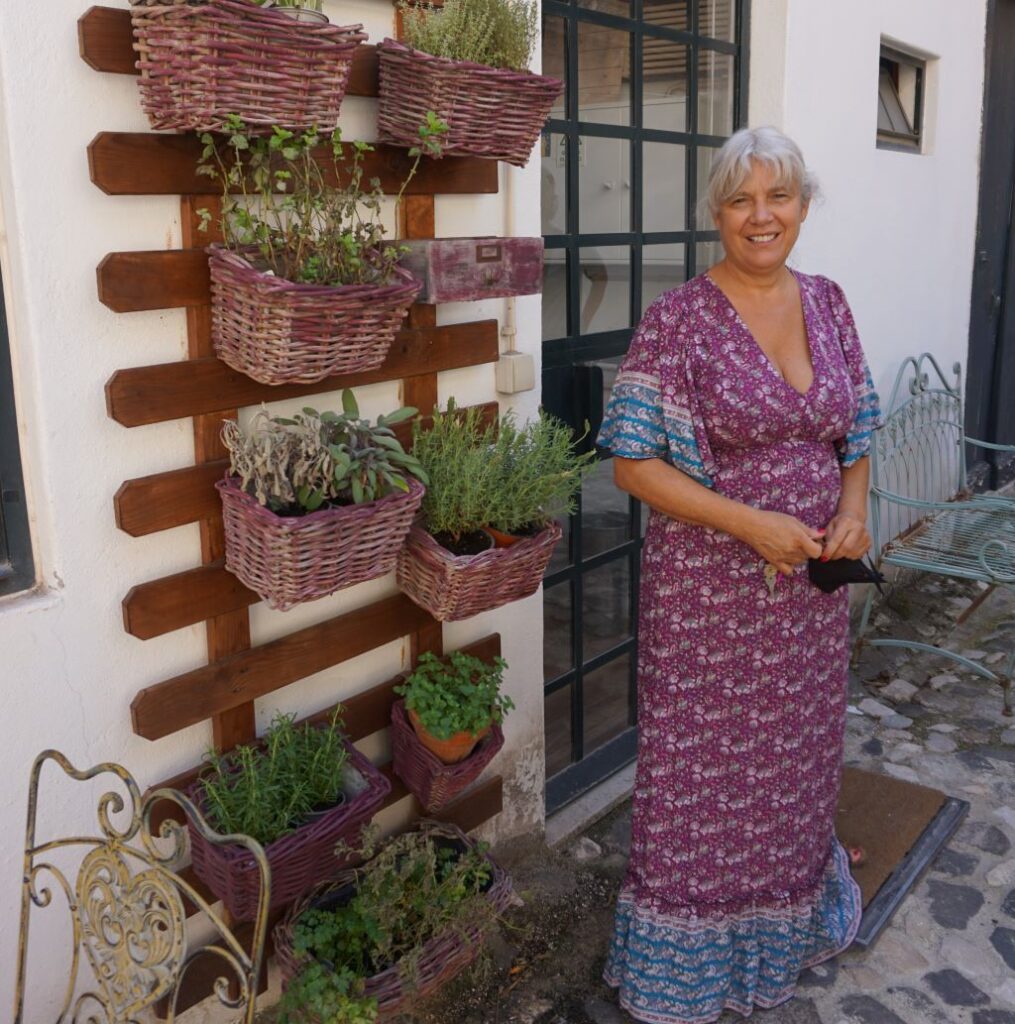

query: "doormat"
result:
(836, 765), (969, 948)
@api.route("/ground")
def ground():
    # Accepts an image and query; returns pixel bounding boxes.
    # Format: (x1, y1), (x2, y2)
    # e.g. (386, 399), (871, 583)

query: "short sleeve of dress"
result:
(596, 294), (715, 487)
(826, 279), (885, 467)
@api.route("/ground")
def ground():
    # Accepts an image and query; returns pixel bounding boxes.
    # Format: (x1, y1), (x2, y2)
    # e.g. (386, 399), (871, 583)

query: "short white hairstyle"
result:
(705, 126), (819, 215)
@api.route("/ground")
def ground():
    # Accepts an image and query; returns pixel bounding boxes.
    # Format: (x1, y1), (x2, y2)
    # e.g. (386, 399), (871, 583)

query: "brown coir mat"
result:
(836, 765), (968, 947)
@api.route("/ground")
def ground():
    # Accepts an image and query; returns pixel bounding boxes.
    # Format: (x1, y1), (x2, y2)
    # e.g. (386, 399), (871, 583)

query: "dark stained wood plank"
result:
(131, 595), (436, 740)
(89, 132), (498, 197)
(97, 250), (209, 312)
(114, 402), (497, 541)
(78, 6), (135, 75)
(78, 7), (380, 96)
(431, 775), (503, 833)
(106, 321), (499, 426)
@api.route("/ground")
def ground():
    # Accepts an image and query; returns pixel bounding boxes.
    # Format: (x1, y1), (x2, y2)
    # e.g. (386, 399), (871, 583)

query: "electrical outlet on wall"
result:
(495, 352), (535, 394)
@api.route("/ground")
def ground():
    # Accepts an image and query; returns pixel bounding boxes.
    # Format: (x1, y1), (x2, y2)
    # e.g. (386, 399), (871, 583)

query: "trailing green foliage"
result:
(395, 650), (512, 740)
(197, 113), (447, 287)
(199, 709), (349, 847)
(399, 0), (538, 71)
(410, 400), (596, 539)
(277, 962), (377, 1024)
(221, 390), (428, 514)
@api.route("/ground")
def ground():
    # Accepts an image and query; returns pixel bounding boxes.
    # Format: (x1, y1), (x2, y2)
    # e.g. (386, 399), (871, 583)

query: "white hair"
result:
(705, 126), (819, 216)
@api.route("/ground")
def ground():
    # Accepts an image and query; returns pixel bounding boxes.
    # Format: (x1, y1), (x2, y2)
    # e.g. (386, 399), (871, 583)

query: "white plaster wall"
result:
(0, 1), (547, 1015)
(748, 0), (988, 410)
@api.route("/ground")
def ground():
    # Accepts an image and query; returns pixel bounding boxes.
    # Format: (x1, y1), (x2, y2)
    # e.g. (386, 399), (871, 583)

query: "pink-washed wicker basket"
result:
(396, 522), (563, 621)
(129, 0), (366, 133)
(273, 821), (514, 1019)
(217, 474), (425, 611)
(391, 699), (504, 812)
(188, 737), (390, 921)
(209, 246), (421, 385)
(376, 39), (563, 167)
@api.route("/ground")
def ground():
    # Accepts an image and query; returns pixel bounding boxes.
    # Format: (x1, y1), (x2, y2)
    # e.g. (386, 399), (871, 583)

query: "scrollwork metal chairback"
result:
(14, 749), (271, 1024)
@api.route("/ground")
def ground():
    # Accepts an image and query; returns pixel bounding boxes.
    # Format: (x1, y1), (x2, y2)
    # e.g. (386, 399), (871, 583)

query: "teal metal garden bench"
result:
(856, 353), (1015, 715)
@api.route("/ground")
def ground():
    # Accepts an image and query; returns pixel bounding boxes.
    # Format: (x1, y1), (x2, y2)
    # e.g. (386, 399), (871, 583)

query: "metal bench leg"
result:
(851, 586), (877, 668)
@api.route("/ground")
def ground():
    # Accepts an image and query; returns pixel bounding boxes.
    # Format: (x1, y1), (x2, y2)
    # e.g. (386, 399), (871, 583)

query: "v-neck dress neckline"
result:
(702, 268), (818, 400)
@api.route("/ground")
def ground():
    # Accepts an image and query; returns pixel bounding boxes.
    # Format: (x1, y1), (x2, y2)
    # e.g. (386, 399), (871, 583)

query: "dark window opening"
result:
(877, 45), (925, 151)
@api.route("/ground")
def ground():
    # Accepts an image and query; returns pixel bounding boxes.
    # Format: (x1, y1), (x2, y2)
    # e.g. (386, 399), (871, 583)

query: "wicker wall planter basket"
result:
(217, 474), (425, 611)
(209, 246), (421, 386)
(188, 738), (391, 921)
(391, 699), (504, 812)
(129, 0), (366, 133)
(376, 39), (563, 167)
(274, 822), (514, 1019)
(396, 521), (562, 621)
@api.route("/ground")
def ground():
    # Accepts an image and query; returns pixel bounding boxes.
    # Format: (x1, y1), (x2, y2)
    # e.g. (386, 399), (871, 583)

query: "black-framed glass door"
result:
(541, 0), (750, 812)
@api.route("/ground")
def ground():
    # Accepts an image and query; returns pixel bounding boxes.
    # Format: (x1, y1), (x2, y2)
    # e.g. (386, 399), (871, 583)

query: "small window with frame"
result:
(877, 44), (925, 152)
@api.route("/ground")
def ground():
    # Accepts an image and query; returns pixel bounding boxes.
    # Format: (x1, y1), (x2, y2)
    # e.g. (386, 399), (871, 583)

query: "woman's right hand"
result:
(739, 509), (825, 576)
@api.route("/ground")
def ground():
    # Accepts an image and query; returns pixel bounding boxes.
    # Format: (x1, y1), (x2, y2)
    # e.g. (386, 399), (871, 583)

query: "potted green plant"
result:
(129, 0), (366, 133)
(396, 402), (595, 620)
(377, 0), (563, 166)
(188, 708), (391, 920)
(198, 114), (446, 385)
(274, 822), (513, 1021)
(218, 390), (428, 610)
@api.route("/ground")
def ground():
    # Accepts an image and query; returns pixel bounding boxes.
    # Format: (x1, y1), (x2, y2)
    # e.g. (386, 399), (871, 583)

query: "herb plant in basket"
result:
(190, 708), (391, 920)
(218, 390), (427, 610)
(274, 821), (514, 1022)
(396, 401), (596, 620)
(197, 114), (446, 385)
(377, 0), (563, 166)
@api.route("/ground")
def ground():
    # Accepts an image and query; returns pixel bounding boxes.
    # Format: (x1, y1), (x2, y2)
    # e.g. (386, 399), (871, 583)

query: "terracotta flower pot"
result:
(408, 707), (491, 765)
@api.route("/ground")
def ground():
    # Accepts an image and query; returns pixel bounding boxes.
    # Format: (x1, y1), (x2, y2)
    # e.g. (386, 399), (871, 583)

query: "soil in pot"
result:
(433, 530), (495, 557)
(409, 707), (491, 765)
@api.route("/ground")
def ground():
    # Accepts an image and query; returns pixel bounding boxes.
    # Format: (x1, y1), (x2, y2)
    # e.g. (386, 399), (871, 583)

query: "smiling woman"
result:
(596, 126), (883, 1024)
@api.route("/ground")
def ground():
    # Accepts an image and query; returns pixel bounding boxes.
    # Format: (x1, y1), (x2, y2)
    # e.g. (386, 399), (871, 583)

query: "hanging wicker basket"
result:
(128, 0), (366, 133)
(217, 474), (425, 611)
(391, 700), (504, 812)
(376, 39), (563, 167)
(273, 822), (514, 1019)
(396, 521), (562, 621)
(209, 246), (420, 386)
(188, 738), (390, 922)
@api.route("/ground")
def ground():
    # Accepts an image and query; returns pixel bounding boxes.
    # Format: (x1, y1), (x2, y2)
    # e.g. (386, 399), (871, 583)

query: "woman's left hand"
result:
(821, 513), (871, 561)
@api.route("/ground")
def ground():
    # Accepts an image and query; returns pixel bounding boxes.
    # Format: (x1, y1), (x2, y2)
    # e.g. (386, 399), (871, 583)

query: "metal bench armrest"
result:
(871, 487), (1012, 513)
(966, 435), (1015, 454)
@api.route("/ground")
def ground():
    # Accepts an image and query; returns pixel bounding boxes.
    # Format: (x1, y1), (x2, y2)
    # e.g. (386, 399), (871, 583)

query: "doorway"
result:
(540, 0), (750, 812)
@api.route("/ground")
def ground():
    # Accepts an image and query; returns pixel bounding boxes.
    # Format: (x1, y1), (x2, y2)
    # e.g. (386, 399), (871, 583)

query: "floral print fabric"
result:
(597, 272), (881, 1023)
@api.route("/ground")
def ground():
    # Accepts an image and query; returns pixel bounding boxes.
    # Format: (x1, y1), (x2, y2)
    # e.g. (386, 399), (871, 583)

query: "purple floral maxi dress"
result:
(596, 272), (883, 1024)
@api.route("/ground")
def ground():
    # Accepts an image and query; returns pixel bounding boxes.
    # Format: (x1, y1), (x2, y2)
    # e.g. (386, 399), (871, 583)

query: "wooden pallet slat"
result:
(88, 132), (499, 198)
(106, 321), (499, 426)
(98, 250), (209, 312)
(78, 7), (381, 96)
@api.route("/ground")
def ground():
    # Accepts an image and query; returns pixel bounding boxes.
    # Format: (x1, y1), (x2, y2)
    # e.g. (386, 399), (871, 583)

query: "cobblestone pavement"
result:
(416, 570), (1015, 1024)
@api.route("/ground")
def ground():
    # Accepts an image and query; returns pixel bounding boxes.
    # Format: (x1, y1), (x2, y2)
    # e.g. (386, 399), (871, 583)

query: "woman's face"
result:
(712, 159), (808, 278)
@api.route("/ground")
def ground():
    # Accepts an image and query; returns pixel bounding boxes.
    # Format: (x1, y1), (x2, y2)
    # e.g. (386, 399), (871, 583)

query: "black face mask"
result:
(807, 556), (885, 594)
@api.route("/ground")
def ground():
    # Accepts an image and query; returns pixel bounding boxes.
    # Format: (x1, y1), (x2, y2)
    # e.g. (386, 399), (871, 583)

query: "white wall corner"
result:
(747, 0), (790, 128)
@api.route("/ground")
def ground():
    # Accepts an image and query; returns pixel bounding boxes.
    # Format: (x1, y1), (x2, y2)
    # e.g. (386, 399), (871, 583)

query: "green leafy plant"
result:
(197, 113), (447, 287)
(398, 0), (538, 71)
(289, 828), (496, 994)
(395, 650), (512, 740)
(199, 709), (350, 847)
(411, 400), (596, 540)
(221, 390), (428, 514)
(278, 962), (377, 1024)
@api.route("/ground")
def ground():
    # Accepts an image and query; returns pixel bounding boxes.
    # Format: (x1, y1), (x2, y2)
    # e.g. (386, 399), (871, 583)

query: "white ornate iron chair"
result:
(13, 749), (271, 1023)
(855, 353), (1015, 715)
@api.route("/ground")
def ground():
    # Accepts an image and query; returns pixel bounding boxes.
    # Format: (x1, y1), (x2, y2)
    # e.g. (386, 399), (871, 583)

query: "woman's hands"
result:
(739, 510), (825, 576)
(821, 512), (871, 561)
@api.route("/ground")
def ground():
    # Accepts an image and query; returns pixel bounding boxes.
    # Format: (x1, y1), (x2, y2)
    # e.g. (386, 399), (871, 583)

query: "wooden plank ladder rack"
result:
(80, 6), (506, 1011)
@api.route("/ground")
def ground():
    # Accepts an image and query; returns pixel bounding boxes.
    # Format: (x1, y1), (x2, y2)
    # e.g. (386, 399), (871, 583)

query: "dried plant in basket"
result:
(196, 114), (447, 384)
(377, 0), (562, 166)
(217, 390), (428, 609)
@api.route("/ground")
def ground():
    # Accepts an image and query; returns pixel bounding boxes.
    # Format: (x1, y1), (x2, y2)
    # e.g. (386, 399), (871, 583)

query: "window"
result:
(0, 273), (34, 596)
(877, 44), (925, 152)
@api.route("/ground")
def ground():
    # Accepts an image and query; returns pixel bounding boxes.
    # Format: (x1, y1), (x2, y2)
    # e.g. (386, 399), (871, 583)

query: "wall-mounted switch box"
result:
(495, 352), (536, 394)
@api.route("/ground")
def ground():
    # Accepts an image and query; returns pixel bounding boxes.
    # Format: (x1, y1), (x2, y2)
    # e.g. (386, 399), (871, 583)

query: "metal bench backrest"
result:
(14, 749), (270, 1024)
(870, 353), (967, 557)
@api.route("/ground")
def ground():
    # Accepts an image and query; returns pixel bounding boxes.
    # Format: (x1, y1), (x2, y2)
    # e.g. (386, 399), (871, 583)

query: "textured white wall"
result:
(0, 1), (546, 1013)
(748, 0), (988, 410)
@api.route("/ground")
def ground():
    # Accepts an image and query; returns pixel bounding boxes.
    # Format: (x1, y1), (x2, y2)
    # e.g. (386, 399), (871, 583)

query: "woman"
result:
(598, 126), (882, 1023)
